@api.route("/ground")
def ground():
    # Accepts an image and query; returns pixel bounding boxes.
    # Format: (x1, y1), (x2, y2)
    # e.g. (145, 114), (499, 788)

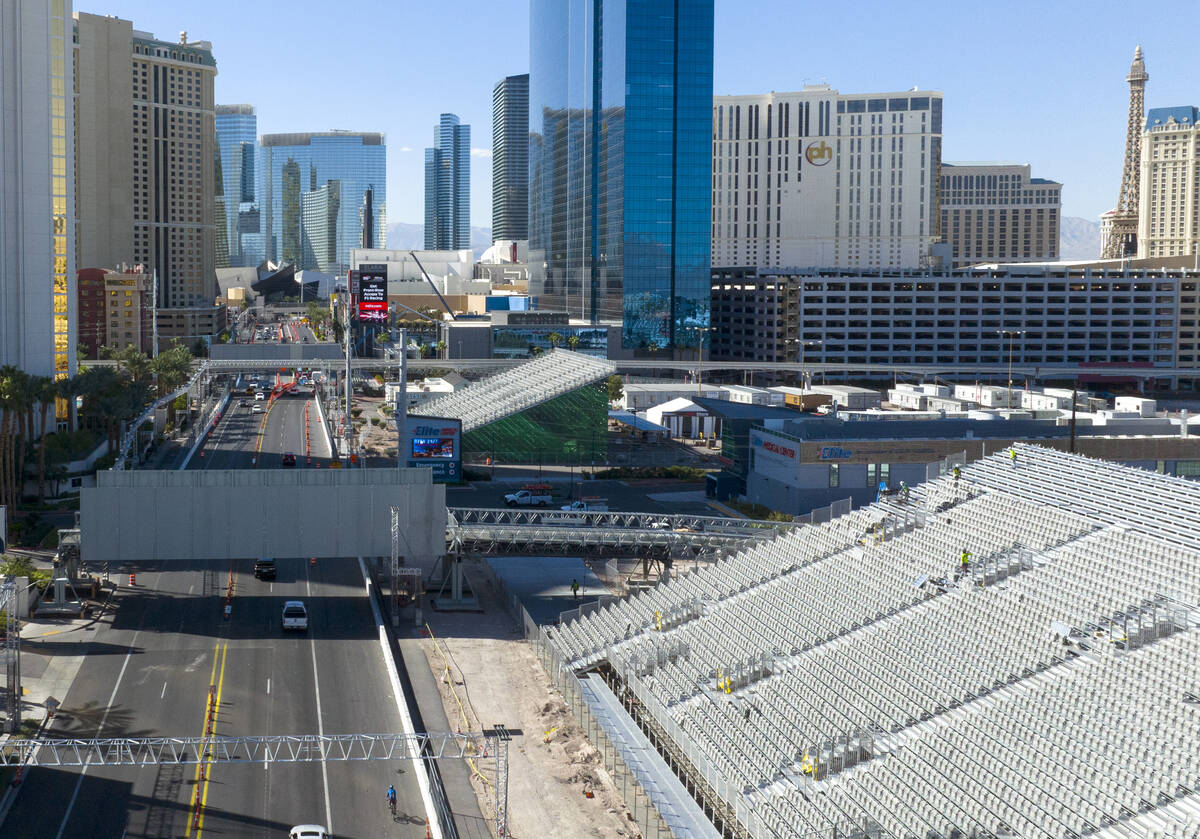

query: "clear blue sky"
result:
(87, 0), (1200, 229)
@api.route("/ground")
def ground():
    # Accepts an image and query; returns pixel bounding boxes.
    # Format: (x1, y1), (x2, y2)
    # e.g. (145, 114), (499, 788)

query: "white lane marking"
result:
(188, 583), (195, 595)
(160, 681), (167, 699)
(305, 563), (334, 834)
(266, 678), (270, 695)
(55, 637), (138, 839)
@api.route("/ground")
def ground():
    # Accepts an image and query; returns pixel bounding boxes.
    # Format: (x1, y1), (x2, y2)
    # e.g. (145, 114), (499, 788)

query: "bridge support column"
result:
(428, 552), (481, 612)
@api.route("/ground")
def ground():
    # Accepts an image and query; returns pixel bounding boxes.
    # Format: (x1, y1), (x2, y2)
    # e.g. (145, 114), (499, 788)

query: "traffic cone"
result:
(425, 820), (432, 839)
(129, 573), (136, 586)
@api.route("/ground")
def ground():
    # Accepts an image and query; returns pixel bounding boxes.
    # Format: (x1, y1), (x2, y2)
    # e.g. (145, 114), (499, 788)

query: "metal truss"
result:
(448, 521), (757, 560)
(113, 365), (209, 470)
(2, 580), (18, 733)
(448, 506), (794, 535)
(1, 731), (488, 767)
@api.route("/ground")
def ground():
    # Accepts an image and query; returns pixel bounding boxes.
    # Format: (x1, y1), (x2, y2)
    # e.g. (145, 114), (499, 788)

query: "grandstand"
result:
(411, 348), (615, 433)
(543, 444), (1200, 839)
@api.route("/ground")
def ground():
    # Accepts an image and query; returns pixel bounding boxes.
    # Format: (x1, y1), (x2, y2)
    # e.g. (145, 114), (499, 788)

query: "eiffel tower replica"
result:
(1100, 46), (1149, 259)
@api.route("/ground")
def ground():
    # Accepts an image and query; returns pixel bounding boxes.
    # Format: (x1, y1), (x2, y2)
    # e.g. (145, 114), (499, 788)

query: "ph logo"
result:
(805, 141), (833, 166)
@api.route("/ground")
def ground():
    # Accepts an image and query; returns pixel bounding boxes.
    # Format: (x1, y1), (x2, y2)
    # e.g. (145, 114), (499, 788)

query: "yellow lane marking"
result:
(185, 641), (227, 838)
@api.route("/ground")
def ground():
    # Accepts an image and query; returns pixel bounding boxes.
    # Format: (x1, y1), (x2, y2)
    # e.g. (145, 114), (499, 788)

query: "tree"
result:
(106, 344), (153, 387)
(152, 341), (193, 426)
(436, 340), (447, 359)
(547, 332), (563, 349)
(529, 345), (545, 358)
(567, 334), (581, 352)
(605, 374), (625, 405)
(32, 375), (57, 501)
(305, 300), (325, 328)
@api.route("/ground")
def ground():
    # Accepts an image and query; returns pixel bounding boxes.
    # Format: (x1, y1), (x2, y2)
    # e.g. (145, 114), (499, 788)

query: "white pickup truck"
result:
(281, 600), (309, 631)
(561, 498), (609, 513)
(504, 489), (552, 507)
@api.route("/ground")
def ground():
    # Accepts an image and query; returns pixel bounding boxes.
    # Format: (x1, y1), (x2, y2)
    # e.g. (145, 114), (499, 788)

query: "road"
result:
(4, 558), (430, 838)
(193, 385), (333, 470)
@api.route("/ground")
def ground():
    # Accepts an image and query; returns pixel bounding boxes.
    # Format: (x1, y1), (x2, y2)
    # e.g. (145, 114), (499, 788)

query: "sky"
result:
(88, 0), (1200, 228)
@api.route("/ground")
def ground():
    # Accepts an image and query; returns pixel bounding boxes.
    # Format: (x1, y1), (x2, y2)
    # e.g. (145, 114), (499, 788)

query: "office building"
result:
(77, 266), (152, 359)
(712, 86), (942, 271)
(710, 263), (1198, 383)
(215, 104), (261, 267)
(301, 180), (340, 272)
(1, 0), (76, 386)
(528, 0), (714, 350)
(492, 74), (529, 242)
(1138, 106), (1200, 260)
(261, 131), (386, 273)
(940, 163), (1061, 267)
(424, 113), (470, 250)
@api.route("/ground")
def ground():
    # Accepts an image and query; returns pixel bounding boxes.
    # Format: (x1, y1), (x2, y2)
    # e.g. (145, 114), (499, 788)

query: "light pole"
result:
(798, 339), (823, 390)
(996, 330), (1023, 410)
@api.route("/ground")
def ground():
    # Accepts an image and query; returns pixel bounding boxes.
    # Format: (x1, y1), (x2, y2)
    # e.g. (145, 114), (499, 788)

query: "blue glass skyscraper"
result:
(260, 131), (386, 273)
(424, 114), (470, 250)
(215, 104), (260, 267)
(528, 0), (713, 350)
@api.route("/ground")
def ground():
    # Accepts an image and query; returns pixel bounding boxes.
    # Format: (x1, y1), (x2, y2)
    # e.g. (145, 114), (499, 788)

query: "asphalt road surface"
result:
(4, 558), (429, 838)
(192, 386), (333, 470)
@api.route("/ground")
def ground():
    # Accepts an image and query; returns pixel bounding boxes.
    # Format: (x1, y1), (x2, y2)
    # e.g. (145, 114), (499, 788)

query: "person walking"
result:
(1009, 446), (1017, 467)
(952, 465), (961, 483)
(958, 548), (972, 579)
(571, 578), (581, 600)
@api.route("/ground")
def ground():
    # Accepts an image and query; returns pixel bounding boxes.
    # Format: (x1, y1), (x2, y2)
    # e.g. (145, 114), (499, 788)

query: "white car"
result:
(252, 404), (264, 414)
(282, 600), (309, 631)
(289, 827), (329, 839)
(255, 391), (266, 401)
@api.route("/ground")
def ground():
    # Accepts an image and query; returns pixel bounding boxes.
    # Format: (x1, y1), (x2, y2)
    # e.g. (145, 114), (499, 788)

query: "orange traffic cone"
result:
(129, 573), (136, 586)
(425, 820), (432, 839)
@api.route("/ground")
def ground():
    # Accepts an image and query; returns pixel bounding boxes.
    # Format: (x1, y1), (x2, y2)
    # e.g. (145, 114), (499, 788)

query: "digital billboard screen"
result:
(412, 437), (455, 458)
(357, 264), (388, 323)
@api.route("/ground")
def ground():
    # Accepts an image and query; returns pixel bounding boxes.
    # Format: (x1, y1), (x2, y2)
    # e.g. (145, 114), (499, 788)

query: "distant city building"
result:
(2, 0), (76, 385)
(215, 104), (263, 267)
(1101, 46), (1149, 259)
(492, 75), (529, 242)
(712, 86), (942, 271)
(1138, 107), (1200, 260)
(710, 263), (1199, 384)
(261, 131), (387, 274)
(73, 12), (134, 277)
(129, 28), (219, 307)
(940, 163), (1061, 267)
(301, 180), (340, 272)
(424, 114), (470, 250)
(529, 0), (713, 350)
(77, 267), (152, 359)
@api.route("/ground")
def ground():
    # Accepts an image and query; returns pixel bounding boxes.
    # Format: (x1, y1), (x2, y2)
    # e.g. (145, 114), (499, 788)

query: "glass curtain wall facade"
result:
(424, 114), (470, 250)
(215, 104), (259, 267)
(528, 0), (713, 350)
(492, 75), (529, 242)
(261, 132), (386, 274)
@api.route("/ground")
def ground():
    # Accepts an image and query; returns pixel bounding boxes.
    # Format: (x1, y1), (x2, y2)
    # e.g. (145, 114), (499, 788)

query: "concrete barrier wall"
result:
(82, 468), (445, 565)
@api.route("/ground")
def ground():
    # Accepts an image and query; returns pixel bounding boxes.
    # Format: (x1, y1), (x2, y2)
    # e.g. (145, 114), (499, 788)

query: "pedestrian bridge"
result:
(445, 507), (788, 559)
(81, 468), (444, 566)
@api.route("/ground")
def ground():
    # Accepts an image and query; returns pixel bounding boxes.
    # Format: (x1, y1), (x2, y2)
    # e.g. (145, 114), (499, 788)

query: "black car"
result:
(253, 559), (277, 580)
(281, 452), (297, 468)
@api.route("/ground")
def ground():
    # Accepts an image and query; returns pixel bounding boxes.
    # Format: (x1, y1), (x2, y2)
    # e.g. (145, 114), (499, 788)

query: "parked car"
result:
(253, 559), (276, 580)
(504, 486), (553, 507)
(281, 452), (297, 468)
(289, 826), (329, 839)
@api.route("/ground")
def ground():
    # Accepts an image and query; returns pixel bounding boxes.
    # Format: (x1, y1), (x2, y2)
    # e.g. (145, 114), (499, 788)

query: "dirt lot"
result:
(417, 565), (642, 839)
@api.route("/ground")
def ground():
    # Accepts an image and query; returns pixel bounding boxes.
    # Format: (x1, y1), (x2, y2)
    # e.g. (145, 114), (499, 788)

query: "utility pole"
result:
(151, 268), (159, 358)
(397, 327), (407, 468)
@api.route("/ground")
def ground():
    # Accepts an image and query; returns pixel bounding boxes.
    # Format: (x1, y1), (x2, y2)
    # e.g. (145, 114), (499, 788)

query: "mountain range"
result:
(385, 223), (493, 259)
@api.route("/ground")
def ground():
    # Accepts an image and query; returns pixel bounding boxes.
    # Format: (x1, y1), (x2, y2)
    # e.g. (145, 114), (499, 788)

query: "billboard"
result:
(404, 416), (461, 483)
(357, 263), (388, 323)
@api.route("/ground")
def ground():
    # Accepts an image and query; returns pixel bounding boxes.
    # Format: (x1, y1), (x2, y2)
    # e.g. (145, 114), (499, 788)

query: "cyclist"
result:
(386, 784), (396, 815)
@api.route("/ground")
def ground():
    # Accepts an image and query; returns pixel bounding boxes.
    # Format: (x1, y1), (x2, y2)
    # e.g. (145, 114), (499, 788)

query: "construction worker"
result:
(958, 548), (972, 578)
(899, 481), (910, 503)
(952, 465), (962, 483)
(1009, 446), (1017, 466)
(571, 578), (581, 600)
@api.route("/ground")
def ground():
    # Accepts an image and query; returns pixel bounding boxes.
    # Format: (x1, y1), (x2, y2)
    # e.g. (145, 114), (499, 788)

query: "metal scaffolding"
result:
(2, 579), (18, 733)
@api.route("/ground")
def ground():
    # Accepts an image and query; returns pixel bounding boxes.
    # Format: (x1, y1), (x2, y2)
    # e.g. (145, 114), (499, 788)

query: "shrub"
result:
(591, 465), (710, 481)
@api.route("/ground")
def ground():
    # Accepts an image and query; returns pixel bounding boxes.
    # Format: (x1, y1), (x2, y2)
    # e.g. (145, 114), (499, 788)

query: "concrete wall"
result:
(82, 468), (445, 566)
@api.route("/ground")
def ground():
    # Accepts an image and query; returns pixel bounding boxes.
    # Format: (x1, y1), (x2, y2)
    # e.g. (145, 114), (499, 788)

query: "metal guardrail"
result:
(447, 522), (758, 559)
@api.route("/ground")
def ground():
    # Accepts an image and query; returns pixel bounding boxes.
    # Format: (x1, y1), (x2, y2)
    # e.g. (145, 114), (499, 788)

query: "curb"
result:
(706, 500), (748, 519)
(0, 719), (48, 829)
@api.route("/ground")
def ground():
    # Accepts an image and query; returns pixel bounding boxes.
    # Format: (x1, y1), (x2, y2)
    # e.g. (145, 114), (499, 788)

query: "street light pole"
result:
(997, 330), (1023, 410)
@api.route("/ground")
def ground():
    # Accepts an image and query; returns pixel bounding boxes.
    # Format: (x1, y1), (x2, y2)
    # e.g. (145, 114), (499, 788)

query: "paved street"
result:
(447, 477), (723, 516)
(191, 385), (333, 470)
(3, 558), (429, 838)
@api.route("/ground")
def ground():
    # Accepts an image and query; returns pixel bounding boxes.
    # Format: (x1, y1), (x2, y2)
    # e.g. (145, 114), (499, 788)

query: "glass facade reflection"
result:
(215, 104), (260, 267)
(261, 132), (386, 274)
(424, 114), (470, 250)
(528, 0), (713, 350)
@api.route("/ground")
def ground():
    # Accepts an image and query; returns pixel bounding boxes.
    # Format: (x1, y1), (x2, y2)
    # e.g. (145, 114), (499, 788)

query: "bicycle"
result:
(386, 786), (397, 818)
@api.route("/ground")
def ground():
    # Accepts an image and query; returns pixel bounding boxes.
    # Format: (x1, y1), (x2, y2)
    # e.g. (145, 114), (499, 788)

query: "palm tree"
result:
(32, 375), (57, 502)
(9, 368), (34, 508)
(567, 334), (581, 352)
(152, 341), (193, 427)
(0, 365), (18, 509)
(547, 332), (563, 349)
